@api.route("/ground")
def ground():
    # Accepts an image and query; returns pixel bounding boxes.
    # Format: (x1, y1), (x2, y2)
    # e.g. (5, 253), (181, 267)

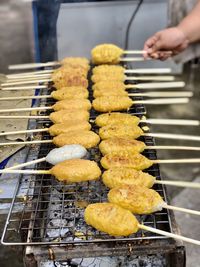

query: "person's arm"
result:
(178, 0), (200, 43)
(144, 1), (200, 60)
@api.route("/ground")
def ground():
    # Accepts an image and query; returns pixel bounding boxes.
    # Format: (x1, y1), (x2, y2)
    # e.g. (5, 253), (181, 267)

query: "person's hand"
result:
(143, 27), (189, 60)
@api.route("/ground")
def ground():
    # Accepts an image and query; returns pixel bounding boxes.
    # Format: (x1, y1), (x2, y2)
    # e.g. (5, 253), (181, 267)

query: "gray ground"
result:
(0, 1), (200, 267)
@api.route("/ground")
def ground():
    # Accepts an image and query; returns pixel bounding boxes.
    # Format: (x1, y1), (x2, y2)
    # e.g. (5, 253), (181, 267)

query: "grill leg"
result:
(24, 253), (38, 267)
(168, 247), (186, 267)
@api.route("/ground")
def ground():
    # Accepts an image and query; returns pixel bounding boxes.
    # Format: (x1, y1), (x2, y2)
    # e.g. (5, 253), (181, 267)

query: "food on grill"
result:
(93, 88), (128, 98)
(102, 167), (155, 188)
(53, 72), (88, 89)
(48, 121), (91, 136)
(91, 44), (124, 64)
(49, 110), (90, 123)
(99, 125), (144, 140)
(51, 66), (88, 90)
(93, 65), (124, 75)
(91, 73), (125, 83)
(53, 130), (100, 148)
(108, 185), (164, 214)
(52, 99), (91, 111)
(84, 203), (139, 236)
(93, 96), (133, 112)
(46, 144), (87, 165)
(92, 81), (126, 91)
(52, 66), (88, 80)
(61, 57), (90, 71)
(51, 159), (101, 183)
(99, 137), (146, 155)
(95, 112), (140, 127)
(51, 87), (88, 100)
(101, 151), (153, 170)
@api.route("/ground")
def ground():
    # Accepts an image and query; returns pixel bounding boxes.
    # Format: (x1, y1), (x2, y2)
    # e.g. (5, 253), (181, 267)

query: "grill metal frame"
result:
(1, 66), (184, 261)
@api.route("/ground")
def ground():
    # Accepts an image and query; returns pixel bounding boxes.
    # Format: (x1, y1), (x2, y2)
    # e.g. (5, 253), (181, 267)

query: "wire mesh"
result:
(1, 65), (173, 247)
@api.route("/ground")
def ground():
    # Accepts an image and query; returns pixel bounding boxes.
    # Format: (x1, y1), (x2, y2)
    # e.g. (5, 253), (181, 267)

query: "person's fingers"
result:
(144, 36), (158, 50)
(143, 35), (159, 59)
(172, 41), (189, 55)
(159, 54), (171, 61)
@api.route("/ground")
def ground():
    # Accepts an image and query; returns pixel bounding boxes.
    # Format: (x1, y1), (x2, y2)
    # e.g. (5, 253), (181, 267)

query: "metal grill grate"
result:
(1, 66), (173, 247)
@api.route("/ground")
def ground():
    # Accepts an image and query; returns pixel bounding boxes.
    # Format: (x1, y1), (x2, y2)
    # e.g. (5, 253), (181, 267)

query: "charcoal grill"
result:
(1, 65), (185, 266)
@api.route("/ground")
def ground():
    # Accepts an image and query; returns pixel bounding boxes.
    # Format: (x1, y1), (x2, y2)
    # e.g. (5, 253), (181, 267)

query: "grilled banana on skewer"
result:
(53, 99), (91, 111)
(51, 159), (101, 183)
(108, 185), (164, 214)
(51, 87), (89, 99)
(101, 151), (153, 170)
(93, 65), (124, 75)
(85, 203), (139, 236)
(95, 112), (140, 127)
(102, 167), (155, 188)
(99, 137), (146, 155)
(93, 96), (133, 112)
(48, 121), (91, 136)
(99, 125), (144, 140)
(49, 110), (90, 123)
(92, 44), (123, 64)
(53, 130), (100, 149)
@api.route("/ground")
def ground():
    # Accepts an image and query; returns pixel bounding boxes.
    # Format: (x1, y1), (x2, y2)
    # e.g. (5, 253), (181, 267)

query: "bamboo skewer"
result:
(0, 128), (49, 136)
(0, 168), (199, 216)
(1, 133), (200, 146)
(0, 140), (52, 146)
(1, 79), (51, 87)
(6, 69), (54, 78)
(123, 50), (147, 54)
(138, 224), (200, 245)
(128, 92), (192, 98)
(155, 180), (200, 188)
(148, 146), (200, 151)
(0, 98), (189, 114)
(125, 76), (175, 81)
(2, 76), (175, 86)
(120, 57), (149, 62)
(6, 68), (172, 81)
(0, 167), (200, 192)
(9, 61), (60, 70)
(0, 95), (52, 101)
(0, 85), (47, 91)
(0, 114), (198, 126)
(154, 158), (200, 164)
(5, 75), (52, 83)
(145, 133), (200, 141)
(125, 68), (172, 74)
(0, 106), (52, 113)
(8, 52), (149, 70)
(0, 115), (49, 119)
(125, 81), (185, 89)
(0, 82), (185, 91)
(163, 204), (200, 216)
(140, 118), (200, 126)
(0, 92), (193, 102)
(6, 158), (47, 170)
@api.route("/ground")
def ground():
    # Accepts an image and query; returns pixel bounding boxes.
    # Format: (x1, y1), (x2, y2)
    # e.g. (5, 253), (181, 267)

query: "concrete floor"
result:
(0, 1), (200, 267)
